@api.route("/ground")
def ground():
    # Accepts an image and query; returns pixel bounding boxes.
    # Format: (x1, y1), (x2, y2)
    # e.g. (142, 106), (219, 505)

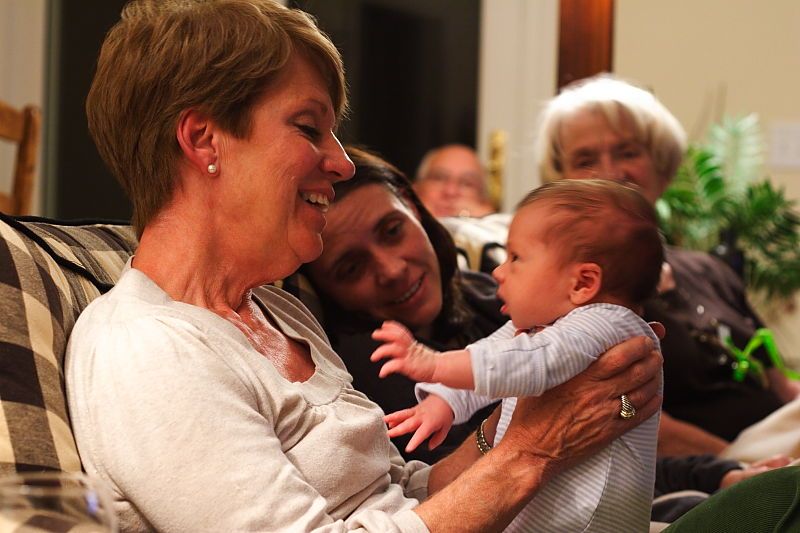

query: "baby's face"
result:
(492, 204), (576, 330)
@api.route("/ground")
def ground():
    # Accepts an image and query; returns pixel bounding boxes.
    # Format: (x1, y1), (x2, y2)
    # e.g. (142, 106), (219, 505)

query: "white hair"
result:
(535, 74), (687, 186)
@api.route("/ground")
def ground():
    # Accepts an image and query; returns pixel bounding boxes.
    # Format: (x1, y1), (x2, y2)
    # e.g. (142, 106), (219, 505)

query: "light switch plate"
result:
(769, 121), (800, 169)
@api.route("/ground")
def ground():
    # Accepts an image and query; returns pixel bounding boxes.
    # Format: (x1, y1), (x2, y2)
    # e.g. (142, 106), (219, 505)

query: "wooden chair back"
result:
(0, 100), (41, 215)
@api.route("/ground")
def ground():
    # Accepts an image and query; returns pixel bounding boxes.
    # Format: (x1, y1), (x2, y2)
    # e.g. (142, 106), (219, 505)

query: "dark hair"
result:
(303, 145), (472, 336)
(518, 179), (664, 305)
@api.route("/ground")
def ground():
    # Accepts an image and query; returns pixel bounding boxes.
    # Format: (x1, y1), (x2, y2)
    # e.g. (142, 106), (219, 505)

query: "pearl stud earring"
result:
(207, 163), (218, 174)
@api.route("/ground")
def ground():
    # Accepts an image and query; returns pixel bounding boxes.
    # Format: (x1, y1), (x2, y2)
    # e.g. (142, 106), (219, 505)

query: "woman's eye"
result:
(616, 144), (642, 159)
(383, 221), (404, 240)
(297, 124), (321, 141)
(335, 261), (362, 282)
(575, 158), (595, 169)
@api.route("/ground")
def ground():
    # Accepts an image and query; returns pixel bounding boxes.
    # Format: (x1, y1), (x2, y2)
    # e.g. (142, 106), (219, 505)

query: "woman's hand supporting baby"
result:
(371, 320), (476, 388)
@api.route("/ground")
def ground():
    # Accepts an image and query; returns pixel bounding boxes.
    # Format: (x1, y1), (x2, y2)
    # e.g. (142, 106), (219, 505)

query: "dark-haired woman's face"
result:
(305, 183), (443, 331)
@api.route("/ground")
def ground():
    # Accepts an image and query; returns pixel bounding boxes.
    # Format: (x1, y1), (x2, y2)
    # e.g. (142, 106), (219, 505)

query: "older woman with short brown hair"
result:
(66, 3), (661, 531)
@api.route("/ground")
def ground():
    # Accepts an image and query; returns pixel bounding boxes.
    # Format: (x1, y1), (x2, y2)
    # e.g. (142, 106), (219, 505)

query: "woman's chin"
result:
(405, 303), (440, 332)
(292, 235), (324, 265)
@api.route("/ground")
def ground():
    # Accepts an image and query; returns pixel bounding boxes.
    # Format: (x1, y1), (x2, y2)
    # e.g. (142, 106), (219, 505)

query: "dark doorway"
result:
(49, 0), (130, 220)
(47, 1), (480, 220)
(294, 0), (480, 179)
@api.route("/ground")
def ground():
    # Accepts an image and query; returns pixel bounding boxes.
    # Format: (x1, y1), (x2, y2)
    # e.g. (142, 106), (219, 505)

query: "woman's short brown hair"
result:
(86, 0), (346, 236)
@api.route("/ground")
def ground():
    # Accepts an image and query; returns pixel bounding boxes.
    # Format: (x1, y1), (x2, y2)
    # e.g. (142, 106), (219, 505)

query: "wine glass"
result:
(0, 472), (117, 532)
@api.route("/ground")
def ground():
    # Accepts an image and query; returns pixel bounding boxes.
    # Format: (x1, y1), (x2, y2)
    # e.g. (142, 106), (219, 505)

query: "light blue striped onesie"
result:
(417, 303), (661, 532)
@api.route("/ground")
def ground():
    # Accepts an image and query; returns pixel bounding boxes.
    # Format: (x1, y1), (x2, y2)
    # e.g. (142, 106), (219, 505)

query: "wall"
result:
(0, 0), (46, 214)
(615, 0), (800, 365)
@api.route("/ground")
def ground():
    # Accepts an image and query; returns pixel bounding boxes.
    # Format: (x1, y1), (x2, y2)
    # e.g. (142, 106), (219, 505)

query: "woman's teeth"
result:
(301, 192), (330, 212)
(392, 278), (422, 304)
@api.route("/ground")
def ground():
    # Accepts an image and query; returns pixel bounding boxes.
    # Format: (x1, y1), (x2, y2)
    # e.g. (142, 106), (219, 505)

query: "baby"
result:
(372, 179), (663, 532)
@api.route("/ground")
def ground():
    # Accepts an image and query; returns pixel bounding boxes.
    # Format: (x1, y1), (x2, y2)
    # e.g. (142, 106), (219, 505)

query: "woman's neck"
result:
(134, 236), (252, 314)
(132, 208), (269, 314)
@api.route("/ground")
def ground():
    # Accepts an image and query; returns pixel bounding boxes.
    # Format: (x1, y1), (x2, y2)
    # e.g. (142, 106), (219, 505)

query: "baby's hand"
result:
(384, 394), (455, 452)
(371, 321), (440, 382)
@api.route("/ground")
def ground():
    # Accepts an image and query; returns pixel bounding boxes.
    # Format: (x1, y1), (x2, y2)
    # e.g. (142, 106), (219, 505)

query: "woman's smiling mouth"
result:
(300, 191), (331, 212)
(391, 276), (424, 305)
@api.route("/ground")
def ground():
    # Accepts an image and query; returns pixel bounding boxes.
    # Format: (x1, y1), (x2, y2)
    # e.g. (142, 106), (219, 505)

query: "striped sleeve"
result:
(469, 304), (657, 398)
(415, 383), (496, 425)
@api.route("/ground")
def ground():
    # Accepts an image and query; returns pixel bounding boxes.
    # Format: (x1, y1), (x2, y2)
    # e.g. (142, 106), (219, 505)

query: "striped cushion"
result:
(0, 214), (136, 475)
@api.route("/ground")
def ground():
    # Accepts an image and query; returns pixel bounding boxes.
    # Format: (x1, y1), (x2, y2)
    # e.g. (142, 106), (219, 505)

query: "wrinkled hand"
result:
(371, 321), (440, 381)
(720, 454), (793, 489)
(385, 394), (455, 452)
(500, 335), (663, 481)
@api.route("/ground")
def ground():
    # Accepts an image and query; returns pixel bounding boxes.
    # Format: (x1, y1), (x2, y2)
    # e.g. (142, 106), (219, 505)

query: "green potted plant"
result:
(657, 114), (800, 379)
(657, 114), (800, 304)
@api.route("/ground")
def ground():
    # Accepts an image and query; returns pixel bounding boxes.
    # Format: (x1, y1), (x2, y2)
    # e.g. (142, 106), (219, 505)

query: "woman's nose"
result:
(597, 156), (625, 181)
(375, 252), (407, 284)
(322, 134), (356, 182)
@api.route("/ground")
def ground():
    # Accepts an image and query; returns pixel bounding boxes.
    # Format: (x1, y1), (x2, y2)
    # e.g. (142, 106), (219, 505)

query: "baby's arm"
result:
(384, 394), (455, 452)
(471, 306), (657, 398)
(371, 320), (475, 389)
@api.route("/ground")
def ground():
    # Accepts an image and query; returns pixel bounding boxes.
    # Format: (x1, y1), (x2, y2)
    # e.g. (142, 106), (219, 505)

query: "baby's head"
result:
(493, 179), (663, 330)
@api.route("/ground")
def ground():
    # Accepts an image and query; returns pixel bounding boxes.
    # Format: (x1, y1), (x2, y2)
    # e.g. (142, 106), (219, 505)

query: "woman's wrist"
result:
(476, 418), (493, 455)
(495, 429), (564, 489)
(422, 438), (550, 531)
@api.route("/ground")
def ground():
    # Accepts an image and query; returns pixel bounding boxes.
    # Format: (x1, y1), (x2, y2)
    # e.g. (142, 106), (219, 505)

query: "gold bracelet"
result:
(476, 417), (493, 455)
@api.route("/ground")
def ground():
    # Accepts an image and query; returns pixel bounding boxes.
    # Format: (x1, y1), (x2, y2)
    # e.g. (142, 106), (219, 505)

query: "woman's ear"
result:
(176, 109), (219, 176)
(569, 262), (602, 305)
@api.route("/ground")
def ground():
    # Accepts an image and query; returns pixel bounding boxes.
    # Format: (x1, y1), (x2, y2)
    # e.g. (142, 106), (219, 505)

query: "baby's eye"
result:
(510, 253), (519, 262)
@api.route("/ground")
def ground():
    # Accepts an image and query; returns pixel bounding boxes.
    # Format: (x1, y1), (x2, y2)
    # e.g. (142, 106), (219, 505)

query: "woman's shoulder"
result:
(666, 246), (741, 284)
(456, 270), (500, 307)
(455, 270), (505, 323)
(71, 266), (180, 336)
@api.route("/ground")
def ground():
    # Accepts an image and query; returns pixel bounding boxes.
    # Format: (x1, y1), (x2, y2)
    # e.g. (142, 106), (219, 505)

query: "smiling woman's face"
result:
(558, 108), (665, 204)
(305, 183), (443, 331)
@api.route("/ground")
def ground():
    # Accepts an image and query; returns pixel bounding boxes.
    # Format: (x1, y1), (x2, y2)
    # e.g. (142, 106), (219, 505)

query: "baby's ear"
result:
(569, 263), (602, 305)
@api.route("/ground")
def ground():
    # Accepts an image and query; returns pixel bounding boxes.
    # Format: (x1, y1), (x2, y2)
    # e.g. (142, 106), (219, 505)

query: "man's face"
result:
(414, 146), (493, 217)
